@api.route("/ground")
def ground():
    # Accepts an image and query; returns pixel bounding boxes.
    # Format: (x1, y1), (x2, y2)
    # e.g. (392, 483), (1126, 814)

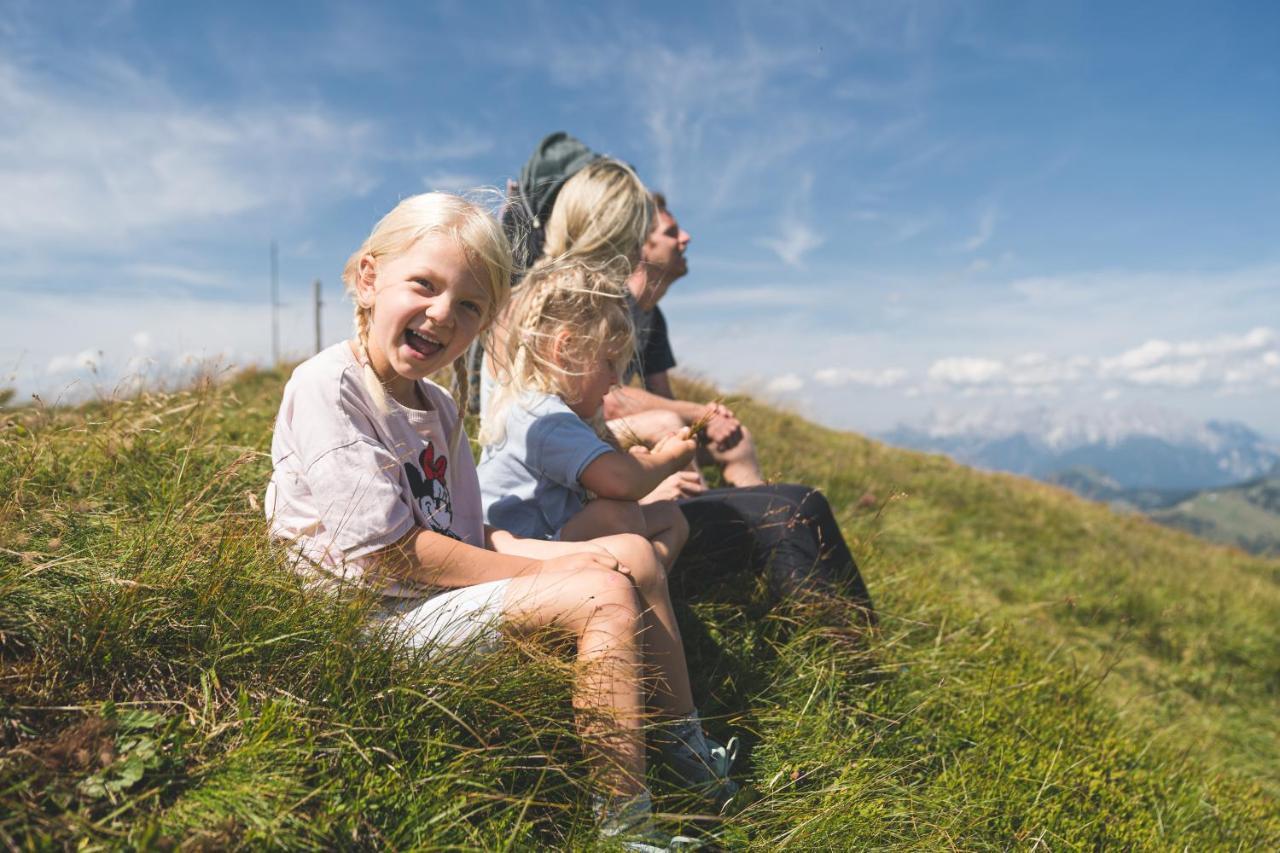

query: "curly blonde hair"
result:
(342, 192), (513, 420)
(481, 261), (635, 445)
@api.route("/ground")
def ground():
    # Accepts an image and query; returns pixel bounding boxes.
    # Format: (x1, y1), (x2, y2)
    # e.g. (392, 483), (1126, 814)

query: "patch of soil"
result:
(25, 715), (117, 774)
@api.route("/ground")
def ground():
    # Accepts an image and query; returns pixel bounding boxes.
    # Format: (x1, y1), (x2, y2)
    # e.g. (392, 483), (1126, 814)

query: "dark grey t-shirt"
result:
(626, 299), (677, 385)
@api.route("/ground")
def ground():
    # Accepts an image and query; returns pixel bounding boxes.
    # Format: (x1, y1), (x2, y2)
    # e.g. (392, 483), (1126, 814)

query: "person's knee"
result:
(606, 533), (667, 592)
(650, 501), (689, 547)
(796, 487), (833, 522)
(580, 566), (643, 624)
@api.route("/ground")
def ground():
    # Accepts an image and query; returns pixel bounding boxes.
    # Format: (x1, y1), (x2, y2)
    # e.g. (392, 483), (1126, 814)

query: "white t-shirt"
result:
(265, 342), (484, 599)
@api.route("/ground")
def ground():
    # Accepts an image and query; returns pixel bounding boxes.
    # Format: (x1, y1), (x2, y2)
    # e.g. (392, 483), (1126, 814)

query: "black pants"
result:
(673, 484), (874, 624)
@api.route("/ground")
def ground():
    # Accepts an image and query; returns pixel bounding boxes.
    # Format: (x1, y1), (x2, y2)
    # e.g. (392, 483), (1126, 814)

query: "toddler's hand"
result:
(651, 428), (697, 469)
(640, 470), (707, 503)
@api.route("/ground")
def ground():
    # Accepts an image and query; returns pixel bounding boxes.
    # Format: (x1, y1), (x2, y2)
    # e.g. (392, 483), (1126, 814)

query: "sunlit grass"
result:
(1, 368), (1276, 848)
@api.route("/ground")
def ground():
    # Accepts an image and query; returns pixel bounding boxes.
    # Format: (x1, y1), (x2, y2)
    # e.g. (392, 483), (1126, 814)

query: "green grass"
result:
(2, 367), (1277, 849)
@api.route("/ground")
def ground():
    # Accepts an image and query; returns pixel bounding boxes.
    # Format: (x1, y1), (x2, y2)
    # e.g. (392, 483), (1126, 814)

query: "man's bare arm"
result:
(603, 379), (702, 422)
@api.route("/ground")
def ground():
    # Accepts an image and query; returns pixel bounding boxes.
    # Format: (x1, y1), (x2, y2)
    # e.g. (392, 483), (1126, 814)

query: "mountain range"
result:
(881, 404), (1280, 554)
(881, 404), (1279, 492)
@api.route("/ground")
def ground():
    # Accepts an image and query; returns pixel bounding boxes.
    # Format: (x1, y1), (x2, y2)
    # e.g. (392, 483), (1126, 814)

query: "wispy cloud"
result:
(814, 367), (907, 388)
(922, 327), (1280, 397)
(0, 56), (379, 251)
(760, 222), (825, 268)
(765, 373), (805, 394)
(422, 172), (489, 193)
(759, 173), (825, 267)
(959, 206), (997, 252)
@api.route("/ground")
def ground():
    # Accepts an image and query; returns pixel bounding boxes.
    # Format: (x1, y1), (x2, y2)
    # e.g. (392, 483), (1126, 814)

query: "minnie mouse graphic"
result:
(404, 441), (457, 539)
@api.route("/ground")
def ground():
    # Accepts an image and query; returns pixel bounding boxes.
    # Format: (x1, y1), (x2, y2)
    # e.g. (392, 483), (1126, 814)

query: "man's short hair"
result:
(651, 191), (668, 214)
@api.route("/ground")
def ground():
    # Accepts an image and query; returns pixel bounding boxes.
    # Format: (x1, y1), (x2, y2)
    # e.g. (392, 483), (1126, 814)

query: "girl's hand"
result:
(491, 530), (611, 561)
(640, 471), (706, 503)
(651, 428), (697, 469)
(540, 550), (622, 576)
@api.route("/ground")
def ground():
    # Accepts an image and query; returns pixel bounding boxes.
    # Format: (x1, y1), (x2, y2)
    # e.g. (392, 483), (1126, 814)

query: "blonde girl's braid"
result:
(351, 285), (390, 414)
(450, 354), (476, 459)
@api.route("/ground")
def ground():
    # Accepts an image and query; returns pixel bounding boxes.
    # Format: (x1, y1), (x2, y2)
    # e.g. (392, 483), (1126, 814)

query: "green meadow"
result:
(2, 367), (1277, 849)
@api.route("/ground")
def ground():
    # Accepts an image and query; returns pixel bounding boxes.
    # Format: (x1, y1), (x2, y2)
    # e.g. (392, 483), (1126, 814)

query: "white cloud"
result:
(814, 367), (908, 388)
(0, 56), (380, 250)
(422, 172), (489, 193)
(5, 291), (345, 402)
(960, 206), (997, 252)
(760, 222), (825, 268)
(928, 357), (1005, 385)
(759, 172), (825, 267)
(765, 373), (805, 394)
(1103, 339), (1174, 372)
(1125, 359), (1208, 388)
(923, 326), (1279, 399)
(47, 349), (102, 374)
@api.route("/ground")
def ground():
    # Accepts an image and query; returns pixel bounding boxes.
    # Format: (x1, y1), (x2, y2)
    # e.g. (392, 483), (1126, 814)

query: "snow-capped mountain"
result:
(881, 404), (1280, 491)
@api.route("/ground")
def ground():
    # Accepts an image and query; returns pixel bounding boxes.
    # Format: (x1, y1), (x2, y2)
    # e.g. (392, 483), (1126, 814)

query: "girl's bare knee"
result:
(608, 533), (666, 591)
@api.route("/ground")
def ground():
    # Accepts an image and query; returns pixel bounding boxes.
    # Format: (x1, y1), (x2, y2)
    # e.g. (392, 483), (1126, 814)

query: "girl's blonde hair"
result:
(484, 158), (651, 416)
(342, 192), (513, 422)
(540, 158), (654, 274)
(481, 261), (635, 445)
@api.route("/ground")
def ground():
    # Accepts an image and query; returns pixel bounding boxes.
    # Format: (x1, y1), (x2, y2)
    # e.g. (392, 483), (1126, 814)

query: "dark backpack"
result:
(501, 131), (602, 271)
(465, 132), (601, 414)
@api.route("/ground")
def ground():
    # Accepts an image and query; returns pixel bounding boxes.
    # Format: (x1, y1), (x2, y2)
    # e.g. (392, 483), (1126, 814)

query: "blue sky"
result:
(2, 0), (1278, 435)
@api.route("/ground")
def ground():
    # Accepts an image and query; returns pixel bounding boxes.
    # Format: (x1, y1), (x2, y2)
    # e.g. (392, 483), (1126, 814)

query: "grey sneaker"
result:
(657, 729), (740, 811)
(598, 792), (702, 852)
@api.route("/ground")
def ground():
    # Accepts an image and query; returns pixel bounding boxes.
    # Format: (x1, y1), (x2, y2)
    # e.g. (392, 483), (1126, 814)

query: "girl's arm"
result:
(485, 526), (611, 561)
(579, 429), (697, 501)
(371, 527), (618, 588)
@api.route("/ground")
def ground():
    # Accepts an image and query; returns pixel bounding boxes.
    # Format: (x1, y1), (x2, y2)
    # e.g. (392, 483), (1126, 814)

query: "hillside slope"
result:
(1148, 474), (1280, 556)
(1, 367), (1277, 848)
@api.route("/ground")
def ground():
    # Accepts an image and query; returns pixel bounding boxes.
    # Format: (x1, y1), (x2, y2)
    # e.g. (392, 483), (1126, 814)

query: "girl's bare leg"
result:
(560, 499), (688, 571)
(500, 566), (647, 797)
(591, 533), (696, 720)
(560, 498), (647, 540)
(639, 501), (688, 570)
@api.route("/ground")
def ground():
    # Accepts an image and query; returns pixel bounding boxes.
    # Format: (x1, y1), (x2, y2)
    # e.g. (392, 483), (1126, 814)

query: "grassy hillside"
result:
(2, 367), (1278, 849)
(1149, 475), (1280, 556)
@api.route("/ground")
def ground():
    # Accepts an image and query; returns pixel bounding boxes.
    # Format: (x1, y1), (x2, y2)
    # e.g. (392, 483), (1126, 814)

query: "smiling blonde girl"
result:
(265, 192), (707, 847)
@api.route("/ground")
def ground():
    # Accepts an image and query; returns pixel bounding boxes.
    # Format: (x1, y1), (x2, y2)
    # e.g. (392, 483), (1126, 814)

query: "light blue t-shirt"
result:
(478, 392), (614, 539)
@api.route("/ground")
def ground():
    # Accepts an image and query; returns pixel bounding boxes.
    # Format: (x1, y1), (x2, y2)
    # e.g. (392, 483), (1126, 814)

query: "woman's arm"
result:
(371, 527), (617, 588)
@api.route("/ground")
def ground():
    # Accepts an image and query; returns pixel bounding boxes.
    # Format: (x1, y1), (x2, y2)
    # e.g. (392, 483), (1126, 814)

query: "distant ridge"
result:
(882, 403), (1280, 492)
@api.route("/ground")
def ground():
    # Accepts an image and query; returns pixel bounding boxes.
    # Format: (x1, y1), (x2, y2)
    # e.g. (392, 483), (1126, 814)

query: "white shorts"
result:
(375, 578), (512, 654)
